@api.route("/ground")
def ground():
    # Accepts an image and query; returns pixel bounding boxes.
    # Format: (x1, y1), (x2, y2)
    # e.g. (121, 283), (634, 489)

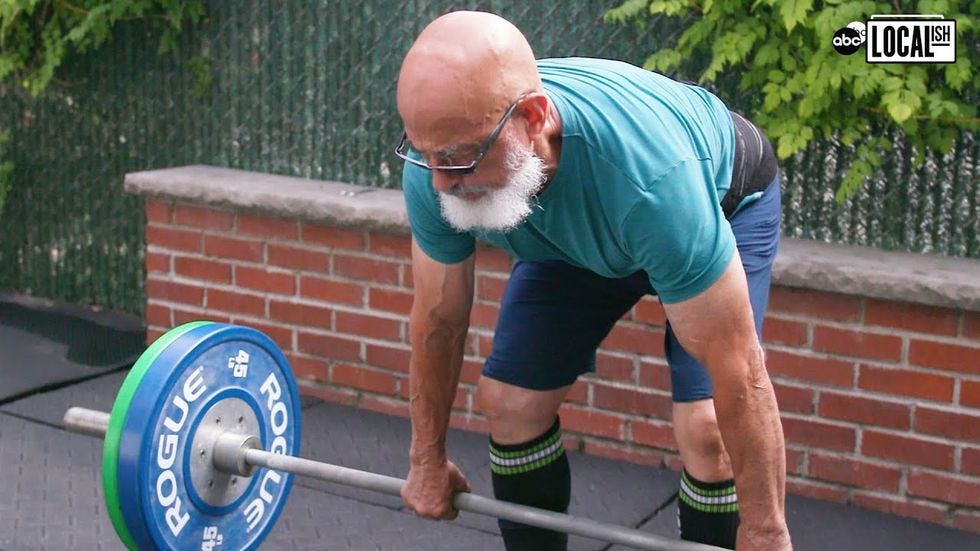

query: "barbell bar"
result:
(61, 321), (722, 550)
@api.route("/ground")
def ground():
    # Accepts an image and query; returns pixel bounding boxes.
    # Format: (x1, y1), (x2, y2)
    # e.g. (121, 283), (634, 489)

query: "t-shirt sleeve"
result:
(401, 162), (476, 264)
(621, 160), (736, 304)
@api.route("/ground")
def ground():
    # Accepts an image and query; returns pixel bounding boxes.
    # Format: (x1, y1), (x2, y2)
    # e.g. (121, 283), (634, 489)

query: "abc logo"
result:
(833, 27), (863, 55)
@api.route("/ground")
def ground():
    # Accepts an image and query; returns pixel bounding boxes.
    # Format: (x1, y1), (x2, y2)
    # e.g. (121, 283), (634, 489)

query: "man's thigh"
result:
(482, 260), (648, 390)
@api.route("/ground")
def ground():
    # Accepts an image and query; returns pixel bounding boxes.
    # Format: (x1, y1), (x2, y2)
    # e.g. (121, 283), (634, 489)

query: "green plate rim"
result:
(102, 321), (215, 550)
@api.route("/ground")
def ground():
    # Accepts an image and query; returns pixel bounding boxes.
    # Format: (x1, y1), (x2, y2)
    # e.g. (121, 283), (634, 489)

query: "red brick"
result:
(365, 344), (411, 373)
(146, 225), (202, 253)
(785, 479), (848, 503)
(146, 278), (204, 306)
(237, 214), (298, 240)
(146, 328), (166, 344)
(851, 493), (947, 525)
(773, 382), (814, 414)
(632, 297), (666, 326)
(402, 265), (414, 289)
(812, 326), (903, 362)
(808, 453), (901, 491)
(267, 244), (330, 272)
(781, 417), (856, 452)
(786, 447), (806, 474)
(146, 251), (170, 274)
(459, 359), (484, 385)
(963, 447), (980, 476)
(335, 311), (402, 342)
(300, 276), (363, 306)
(369, 234), (412, 258)
(476, 274), (508, 302)
(817, 392), (910, 429)
(952, 510), (980, 534)
(631, 419), (676, 450)
(301, 224), (365, 250)
(865, 300), (960, 336)
(297, 332), (362, 362)
(558, 405), (625, 439)
(476, 334), (494, 358)
(268, 300), (332, 327)
(765, 349), (854, 387)
(764, 317), (809, 346)
(236, 266), (296, 295)
(174, 256), (232, 283)
(965, 313), (980, 339)
(914, 407), (980, 441)
(204, 235), (263, 262)
(288, 355), (328, 381)
(173, 205), (233, 231)
(862, 430), (955, 469)
(145, 199), (172, 223)
(769, 287), (862, 321)
(595, 352), (635, 382)
(593, 384), (672, 418)
(582, 441), (665, 468)
(963, 381), (980, 409)
(333, 255), (401, 285)
(638, 360), (671, 392)
(368, 288), (414, 316)
(601, 324), (665, 357)
(565, 380), (589, 404)
(908, 470), (980, 507)
(858, 364), (954, 402)
(173, 309), (230, 325)
(474, 245), (512, 273)
(331, 364), (399, 395)
(145, 303), (171, 327)
(468, 302), (499, 330)
(206, 289), (264, 318)
(238, 321), (292, 350)
(908, 339), (980, 374)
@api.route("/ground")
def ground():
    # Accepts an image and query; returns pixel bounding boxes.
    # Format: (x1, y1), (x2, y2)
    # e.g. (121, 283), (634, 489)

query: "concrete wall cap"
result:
(126, 165), (980, 312)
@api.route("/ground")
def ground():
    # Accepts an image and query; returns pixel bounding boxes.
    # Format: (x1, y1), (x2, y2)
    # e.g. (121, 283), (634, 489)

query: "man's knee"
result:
(673, 399), (732, 479)
(476, 376), (569, 444)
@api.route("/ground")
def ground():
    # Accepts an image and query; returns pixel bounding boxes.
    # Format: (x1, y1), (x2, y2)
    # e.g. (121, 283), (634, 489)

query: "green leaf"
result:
(779, 0), (812, 32)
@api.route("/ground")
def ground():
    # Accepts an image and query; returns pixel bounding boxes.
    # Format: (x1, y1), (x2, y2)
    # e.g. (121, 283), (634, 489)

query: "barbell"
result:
(61, 321), (721, 550)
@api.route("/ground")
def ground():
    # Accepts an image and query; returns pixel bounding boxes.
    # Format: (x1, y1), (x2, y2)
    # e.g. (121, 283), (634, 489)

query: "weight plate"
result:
(116, 323), (302, 550)
(104, 321), (212, 550)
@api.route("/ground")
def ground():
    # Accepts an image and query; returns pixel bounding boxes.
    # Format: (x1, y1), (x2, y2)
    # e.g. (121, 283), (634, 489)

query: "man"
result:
(395, 10), (791, 551)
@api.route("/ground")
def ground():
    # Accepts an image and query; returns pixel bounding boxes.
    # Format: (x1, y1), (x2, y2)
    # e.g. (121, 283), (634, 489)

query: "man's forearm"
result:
(407, 318), (469, 464)
(713, 350), (789, 546)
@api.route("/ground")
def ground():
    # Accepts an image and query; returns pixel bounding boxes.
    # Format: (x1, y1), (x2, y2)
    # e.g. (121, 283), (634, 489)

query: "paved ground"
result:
(1, 301), (977, 550)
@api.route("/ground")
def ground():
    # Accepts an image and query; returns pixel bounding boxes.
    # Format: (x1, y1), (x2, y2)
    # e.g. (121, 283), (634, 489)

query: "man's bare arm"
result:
(663, 252), (792, 550)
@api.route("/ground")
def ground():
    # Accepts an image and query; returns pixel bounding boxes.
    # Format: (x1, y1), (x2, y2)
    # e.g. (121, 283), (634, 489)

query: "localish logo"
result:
(866, 15), (955, 63)
(832, 15), (956, 63)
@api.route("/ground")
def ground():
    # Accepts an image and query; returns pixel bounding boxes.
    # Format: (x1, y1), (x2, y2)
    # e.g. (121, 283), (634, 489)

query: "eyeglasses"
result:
(394, 92), (531, 174)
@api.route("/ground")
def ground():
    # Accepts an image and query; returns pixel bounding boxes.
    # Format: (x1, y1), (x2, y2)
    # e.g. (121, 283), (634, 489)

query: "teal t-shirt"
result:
(402, 57), (737, 304)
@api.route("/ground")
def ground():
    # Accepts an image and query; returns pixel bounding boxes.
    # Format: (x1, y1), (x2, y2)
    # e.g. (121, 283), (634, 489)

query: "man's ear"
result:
(519, 92), (549, 137)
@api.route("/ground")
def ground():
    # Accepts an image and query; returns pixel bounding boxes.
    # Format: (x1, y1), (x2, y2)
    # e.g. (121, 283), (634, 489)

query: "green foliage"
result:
(0, 0), (205, 215)
(606, 0), (978, 202)
(0, 0), (206, 95)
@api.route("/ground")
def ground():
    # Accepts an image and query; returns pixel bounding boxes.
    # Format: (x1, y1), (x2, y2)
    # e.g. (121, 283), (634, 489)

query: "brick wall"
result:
(143, 198), (980, 533)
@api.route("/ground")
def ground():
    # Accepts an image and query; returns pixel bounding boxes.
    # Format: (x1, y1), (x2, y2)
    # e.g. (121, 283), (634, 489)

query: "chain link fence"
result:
(0, 0), (976, 315)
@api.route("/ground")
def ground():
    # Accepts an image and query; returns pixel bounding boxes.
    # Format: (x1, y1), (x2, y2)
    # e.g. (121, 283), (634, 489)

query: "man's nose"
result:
(431, 169), (466, 194)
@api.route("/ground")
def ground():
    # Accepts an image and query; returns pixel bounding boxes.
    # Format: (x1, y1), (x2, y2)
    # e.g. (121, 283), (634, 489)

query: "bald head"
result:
(396, 11), (541, 144)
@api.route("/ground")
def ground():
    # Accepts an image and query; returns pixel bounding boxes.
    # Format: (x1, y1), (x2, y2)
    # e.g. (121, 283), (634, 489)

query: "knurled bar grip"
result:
(64, 407), (721, 551)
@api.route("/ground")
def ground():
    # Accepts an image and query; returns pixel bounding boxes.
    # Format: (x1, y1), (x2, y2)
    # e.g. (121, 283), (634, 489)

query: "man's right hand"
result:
(402, 459), (472, 520)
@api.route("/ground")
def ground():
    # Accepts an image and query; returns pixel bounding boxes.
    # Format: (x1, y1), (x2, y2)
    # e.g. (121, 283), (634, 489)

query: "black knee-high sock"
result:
(677, 469), (739, 549)
(490, 417), (570, 551)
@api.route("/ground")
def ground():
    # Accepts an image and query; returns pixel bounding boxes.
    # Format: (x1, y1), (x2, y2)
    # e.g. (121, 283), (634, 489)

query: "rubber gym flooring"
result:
(1, 297), (977, 550)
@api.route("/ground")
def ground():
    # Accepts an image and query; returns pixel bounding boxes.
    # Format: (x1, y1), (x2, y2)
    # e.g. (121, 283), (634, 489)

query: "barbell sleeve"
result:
(64, 406), (722, 551)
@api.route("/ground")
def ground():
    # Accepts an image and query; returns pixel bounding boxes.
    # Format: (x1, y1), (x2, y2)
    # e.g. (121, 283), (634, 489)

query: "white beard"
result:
(438, 140), (547, 233)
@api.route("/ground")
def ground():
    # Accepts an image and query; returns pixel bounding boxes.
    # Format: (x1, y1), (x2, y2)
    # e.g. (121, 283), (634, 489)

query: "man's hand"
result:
(402, 458), (471, 520)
